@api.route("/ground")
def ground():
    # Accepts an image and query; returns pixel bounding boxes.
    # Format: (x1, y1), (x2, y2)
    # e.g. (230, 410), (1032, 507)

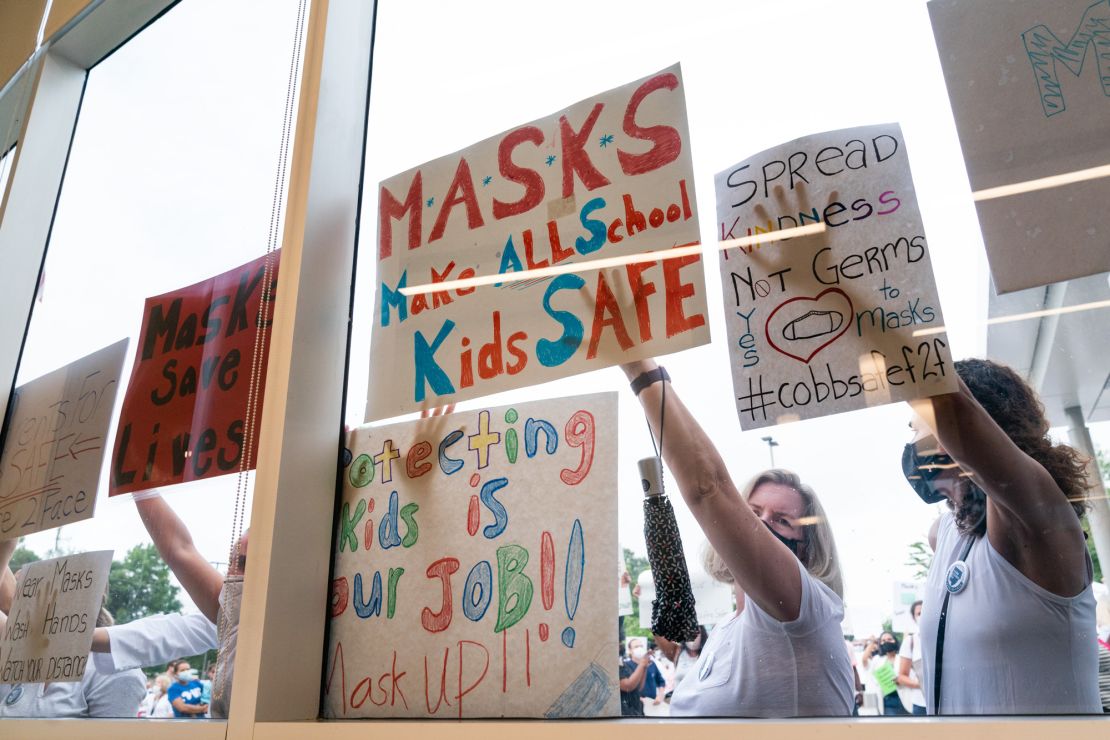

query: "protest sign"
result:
(0, 551), (113, 684)
(325, 394), (619, 719)
(891, 580), (925, 634)
(637, 571), (655, 630)
(617, 560), (633, 618)
(109, 252), (280, 496)
(714, 123), (956, 430)
(0, 340), (128, 538)
(929, 0), (1110, 293)
(367, 64), (709, 420)
(690, 569), (734, 626)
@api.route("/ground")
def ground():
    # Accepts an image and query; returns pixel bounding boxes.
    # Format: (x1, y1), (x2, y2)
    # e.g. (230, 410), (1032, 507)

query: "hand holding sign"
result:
(715, 124), (956, 429)
(327, 394), (619, 719)
(366, 65), (709, 420)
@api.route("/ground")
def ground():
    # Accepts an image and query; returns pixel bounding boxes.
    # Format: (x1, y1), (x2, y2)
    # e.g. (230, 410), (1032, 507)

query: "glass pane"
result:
(333, 0), (1110, 721)
(0, 144), (14, 198)
(1, 0), (305, 721)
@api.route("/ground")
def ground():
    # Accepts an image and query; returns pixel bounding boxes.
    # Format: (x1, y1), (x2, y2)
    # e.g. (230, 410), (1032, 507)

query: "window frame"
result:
(0, 1), (1107, 738)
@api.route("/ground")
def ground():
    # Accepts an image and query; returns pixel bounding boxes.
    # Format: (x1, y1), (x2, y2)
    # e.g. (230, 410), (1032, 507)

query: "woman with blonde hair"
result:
(623, 359), (853, 717)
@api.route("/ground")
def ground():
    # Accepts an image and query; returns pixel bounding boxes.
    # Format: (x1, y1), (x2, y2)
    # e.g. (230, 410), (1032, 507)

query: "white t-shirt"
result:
(668, 559), (853, 717)
(897, 629), (925, 709)
(920, 513), (1100, 715)
(672, 647), (699, 688)
(151, 692), (176, 718)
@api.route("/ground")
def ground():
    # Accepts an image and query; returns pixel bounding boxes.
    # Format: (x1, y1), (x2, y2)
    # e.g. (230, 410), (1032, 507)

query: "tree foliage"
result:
(622, 547), (652, 639)
(905, 539), (932, 581)
(105, 543), (182, 624)
(9, 543), (40, 573)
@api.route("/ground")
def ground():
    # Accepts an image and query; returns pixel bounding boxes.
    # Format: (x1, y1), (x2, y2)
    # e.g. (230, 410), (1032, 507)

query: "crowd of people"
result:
(0, 491), (240, 719)
(619, 351), (1110, 717)
(2, 347), (1109, 719)
(135, 661), (216, 718)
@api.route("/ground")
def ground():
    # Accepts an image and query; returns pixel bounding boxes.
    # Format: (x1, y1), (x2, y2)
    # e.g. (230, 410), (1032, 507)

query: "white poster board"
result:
(0, 340), (129, 538)
(367, 64), (709, 420)
(690, 569), (734, 627)
(891, 580), (925, 634)
(929, 0), (1110, 293)
(637, 570), (655, 630)
(714, 124), (956, 430)
(617, 560), (633, 617)
(0, 551), (113, 683)
(325, 394), (619, 718)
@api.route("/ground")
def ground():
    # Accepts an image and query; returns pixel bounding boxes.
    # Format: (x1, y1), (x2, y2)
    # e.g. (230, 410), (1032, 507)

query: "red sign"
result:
(110, 252), (280, 496)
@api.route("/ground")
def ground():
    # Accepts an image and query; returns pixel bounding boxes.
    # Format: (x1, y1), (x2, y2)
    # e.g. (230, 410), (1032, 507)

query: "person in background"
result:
(1098, 596), (1110, 713)
(134, 492), (245, 718)
(655, 624), (708, 691)
(845, 638), (865, 715)
(623, 359), (853, 717)
(150, 674), (176, 718)
(897, 600), (927, 714)
(136, 677), (157, 717)
(618, 641), (650, 716)
(167, 659), (208, 718)
(0, 539), (147, 718)
(862, 631), (908, 715)
(200, 663), (216, 715)
(629, 638), (666, 714)
(905, 359), (1100, 714)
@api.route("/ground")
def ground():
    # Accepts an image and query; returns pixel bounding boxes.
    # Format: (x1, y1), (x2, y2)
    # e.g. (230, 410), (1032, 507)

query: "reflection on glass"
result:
(0, 0), (303, 720)
(340, 0), (1110, 722)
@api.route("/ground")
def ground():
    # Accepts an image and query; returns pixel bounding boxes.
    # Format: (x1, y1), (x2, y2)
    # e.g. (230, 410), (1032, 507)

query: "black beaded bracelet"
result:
(630, 366), (670, 396)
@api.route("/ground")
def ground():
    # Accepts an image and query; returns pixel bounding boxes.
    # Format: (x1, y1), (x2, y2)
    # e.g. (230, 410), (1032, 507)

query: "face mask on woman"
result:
(763, 520), (802, 555)
(902, 441), (951, 505)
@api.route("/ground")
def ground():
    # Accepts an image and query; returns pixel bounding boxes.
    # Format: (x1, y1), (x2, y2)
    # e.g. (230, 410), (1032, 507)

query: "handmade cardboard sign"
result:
(325, 394), (619, 719)
(637, 571), (655, 630)
(715, 124), (956, 430)
(367, 64), (708, 420)
(0, 340), (128, 538)
(929, 0), (1110, 293)
(0, 551), (113, 684)
(109, 252), (280, 496)
(891, 580), (925, 634)
(690, 569), (734, 626)
(617, 560), (633, 618)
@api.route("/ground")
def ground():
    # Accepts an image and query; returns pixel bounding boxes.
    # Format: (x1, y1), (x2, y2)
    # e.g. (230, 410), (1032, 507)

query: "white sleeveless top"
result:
(669, 559), (853, 717)
(919, 513), (1100, 715)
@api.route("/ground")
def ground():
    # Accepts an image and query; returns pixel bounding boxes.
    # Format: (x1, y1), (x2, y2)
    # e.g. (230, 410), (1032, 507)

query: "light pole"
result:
(761, 436), (779, 468)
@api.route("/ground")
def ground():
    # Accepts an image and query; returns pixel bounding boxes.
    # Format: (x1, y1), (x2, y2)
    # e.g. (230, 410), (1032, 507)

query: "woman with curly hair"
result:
(622, 359), (853, 717)
(904, 358), (1099, 714)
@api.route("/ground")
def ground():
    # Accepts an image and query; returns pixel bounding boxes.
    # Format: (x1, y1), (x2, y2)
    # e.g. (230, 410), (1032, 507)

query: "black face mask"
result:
(902, 442), (952, 505)
(763, 520), (802, 555)
(879, 641), (900, 655)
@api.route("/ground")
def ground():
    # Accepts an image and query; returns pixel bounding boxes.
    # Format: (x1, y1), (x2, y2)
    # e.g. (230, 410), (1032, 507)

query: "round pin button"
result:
(946, 560), (970, 594)
(5, 685), (23, 705)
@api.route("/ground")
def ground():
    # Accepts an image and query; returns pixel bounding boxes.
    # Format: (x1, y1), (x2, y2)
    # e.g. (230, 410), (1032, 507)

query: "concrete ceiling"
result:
(987, 271), (1110, 427)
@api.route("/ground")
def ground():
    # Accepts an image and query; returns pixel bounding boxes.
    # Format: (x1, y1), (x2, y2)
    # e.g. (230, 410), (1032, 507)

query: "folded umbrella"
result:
(639, 456), (699, 644)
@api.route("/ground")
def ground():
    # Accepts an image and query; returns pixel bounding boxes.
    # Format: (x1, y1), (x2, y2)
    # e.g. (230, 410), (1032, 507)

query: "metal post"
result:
(1065, 405), (1110, 589)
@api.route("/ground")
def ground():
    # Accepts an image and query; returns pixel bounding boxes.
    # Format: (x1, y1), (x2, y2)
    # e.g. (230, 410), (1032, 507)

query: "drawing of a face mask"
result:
(782, 310), (844, 341)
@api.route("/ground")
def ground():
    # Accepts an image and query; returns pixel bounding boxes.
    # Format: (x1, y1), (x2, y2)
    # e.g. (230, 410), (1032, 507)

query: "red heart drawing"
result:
(764, 287), (853, 364)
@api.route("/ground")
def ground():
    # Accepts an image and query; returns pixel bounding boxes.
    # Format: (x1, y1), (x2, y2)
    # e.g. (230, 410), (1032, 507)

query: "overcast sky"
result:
(8, 0), (1109, 634)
